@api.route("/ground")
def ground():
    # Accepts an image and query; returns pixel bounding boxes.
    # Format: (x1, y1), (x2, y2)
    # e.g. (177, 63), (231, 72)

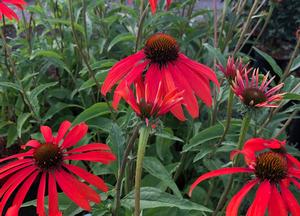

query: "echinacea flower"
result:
(232, 69), (285, 108)
(0, 121), (116, 216)
(0, 0), (26, 20)
(217, 56), (249, 81)
(101, 33), (219, 121)
(116, 77), (183, 123)
(189, 138), (300, 216)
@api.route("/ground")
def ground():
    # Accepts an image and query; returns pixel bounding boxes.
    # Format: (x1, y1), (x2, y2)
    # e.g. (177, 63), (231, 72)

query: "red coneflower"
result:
(217, 57), (249, 81)
(0, 121), (116, 216)
(116, 77), (184, 123)
(101, 33), (219, 121)
(232, 69), (285, 108)
(0, 0), (26, 20)
(127, 0), (172, 14)
(189, 138), (300, 216)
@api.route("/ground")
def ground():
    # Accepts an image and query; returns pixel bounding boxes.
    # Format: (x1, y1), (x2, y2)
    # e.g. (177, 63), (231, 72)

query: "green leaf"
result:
(17, 113), (31, 138)
(283, 93), (300, 101)
(72, 102), (110, 125)
(109, 123), (125, 167)
(107, 33), (135, 51)
(7, 124), (18, 147)
(253, 47), (283, 77)
(122, 187), (211, 212)
(203, 43), (226, 66)
(183, 119), (242, 152)
(291, 55), (300, 72)
(0, 82), (22, 92)
(143, 157), (182, 198)
(30, 50), (63, 60)
(155, 131), (184, 143)
(44, 102), (83, 121)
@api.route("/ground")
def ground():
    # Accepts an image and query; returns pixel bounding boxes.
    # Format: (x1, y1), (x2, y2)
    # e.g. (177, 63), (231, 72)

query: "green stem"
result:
(135, 2), (148, 52)
(212, 112), (251, 216)
(217, 89), (234, 146)
(134, 126), (151, 216)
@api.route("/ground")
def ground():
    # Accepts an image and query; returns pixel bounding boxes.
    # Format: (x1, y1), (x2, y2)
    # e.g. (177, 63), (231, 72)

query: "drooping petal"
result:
(61, 123), (88, 149)
(64, 164), (108, 192)
(246, 180), (271, 216)
(226, 179), (258, 216)
(7, 171), (39, 216)
(0, 158), (32, 175)
(0, 3), (19, 20)
(149, 0), (157, 14)
(40, 126), (53, 143)
(189, 167), (253, 196)
(280, 182), (300, 216)
(37, 172), (46, 216)
(55, 120), (72, 145)
(55, 170), (93, 211)
(0, 149), (34, 163)
(48, 172), (62, 216)
(268, 184), (288, 216)
(0, 160), (34, 180)
(286, 154), (300, 169)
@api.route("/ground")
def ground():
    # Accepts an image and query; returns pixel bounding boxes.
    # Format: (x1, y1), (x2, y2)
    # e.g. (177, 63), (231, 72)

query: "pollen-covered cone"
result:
(0, 0), (26, 20)
(101, 33), (219, 121)
(0, 121), (116, 216)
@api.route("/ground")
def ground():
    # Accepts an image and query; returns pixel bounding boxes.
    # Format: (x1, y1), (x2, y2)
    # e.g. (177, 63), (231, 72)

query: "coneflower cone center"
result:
(254, 152), (288, 183)
(33, 143), (63, 170)
(144, 33), (179, 65)
(242, 87), (267, 106)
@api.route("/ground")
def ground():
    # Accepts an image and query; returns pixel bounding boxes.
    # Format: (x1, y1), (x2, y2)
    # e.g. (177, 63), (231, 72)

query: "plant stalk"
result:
(134, 126), (151, 216)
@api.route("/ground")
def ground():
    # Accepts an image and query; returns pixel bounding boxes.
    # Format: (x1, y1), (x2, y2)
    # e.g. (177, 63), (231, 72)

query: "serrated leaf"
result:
(253, 47), (283, 77)
(72, 102), (110, 125)
(108, 33), (135, 51)
(122, 187), (211, 212)
(143, 157), (182, 198)
(17, 113), (31, 138)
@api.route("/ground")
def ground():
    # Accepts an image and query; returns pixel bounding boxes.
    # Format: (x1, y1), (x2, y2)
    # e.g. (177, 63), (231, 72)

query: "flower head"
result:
(232, 69), (284, 108)
(101, 33), (219, 121)
(116, 77), (183, 123)
(127, 0), (172, 14)
(189, 138), (300, 216)
(0, 121), (116, 216)
(217, 57), (249, 81)
(0, 0), (26, 21)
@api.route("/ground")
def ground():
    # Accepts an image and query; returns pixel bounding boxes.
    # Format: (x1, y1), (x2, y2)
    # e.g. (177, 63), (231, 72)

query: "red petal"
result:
(0, 160), (33, 180)
(161, 65), (185, 121)
(189, 167), (253, 196)
(268, 184), (288, 216)
(0, 150), (34, 163)
(0, 166), (36, 215)
(149, 0), (157, 14)
(64, 151), (116, 164)
(37, 172), (46, 216)
(55, 170), (93, 211)
(61, 123), (88, 149)
(65, 143), (111, 154)
(145, 64), (161, 103)
(21, 140), (40, 149)
(101, 51), (145, 96)
(286, 154), (300, 169)
(169, 63), (199, 118)
(246, 181), (271, 216)
(0, 158), (32, 175)
(226, 180), (258, 216)
(8, 171), (39, 215)
(64, 164), (108, 192)
(0, 3), (19, 20)
(48, 172), (61, 216)
(40, 126), (53, 143)
(290, 178), (300, 189)
(280, 182), (300, 216)
(55, 120), (71, 145)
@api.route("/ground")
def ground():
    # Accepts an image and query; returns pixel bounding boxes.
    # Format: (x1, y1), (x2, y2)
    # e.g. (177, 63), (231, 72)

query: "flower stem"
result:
(113, 125), (140, 216)
(217, 89), (234, 146)
(212, 112), (251, 216)
(135, 2), (149, 52)
(134, 126), (151, 216)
